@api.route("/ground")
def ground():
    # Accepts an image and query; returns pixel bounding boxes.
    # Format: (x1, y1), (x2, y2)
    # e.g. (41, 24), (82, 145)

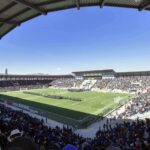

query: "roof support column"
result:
(139, 0), (150, 11)
(12, 0), (47, 15)
(100, 0), (106, 8)
(0, 18), (20, 25)
(75, 0), (80, 10)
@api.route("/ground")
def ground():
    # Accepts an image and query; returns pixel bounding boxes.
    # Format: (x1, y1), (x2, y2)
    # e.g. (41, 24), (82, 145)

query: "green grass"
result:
(0, 88), (131, 128)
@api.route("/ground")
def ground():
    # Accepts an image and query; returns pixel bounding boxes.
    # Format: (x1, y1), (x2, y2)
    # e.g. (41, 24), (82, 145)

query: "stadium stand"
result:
(0, 104), (85, 150)
(79, 80), (97, 90)
(117, 91), (150, 119)
(106, 76), (150, 92)
(95, 118), (150, 150)
(50, 78), (76, 88)
(93, 79), (112, 90)
(50, 70), (150, 93)
(0, 69), (150, 149)
(1, 70), (150, 92)
(0, 74), (73, 92)
(1, 103), (150, 150)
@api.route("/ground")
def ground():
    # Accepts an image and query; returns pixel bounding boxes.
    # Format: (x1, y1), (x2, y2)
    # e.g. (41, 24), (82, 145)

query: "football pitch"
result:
(0, 88), (130, 128)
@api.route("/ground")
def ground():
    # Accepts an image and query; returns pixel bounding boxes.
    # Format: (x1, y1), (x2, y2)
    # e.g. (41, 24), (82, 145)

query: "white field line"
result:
(93, 103), (114, 114)
(66, 95), (101, 108)
(34, 93), (126, 122)
(44, 109), (79, 122)
(18, 93), (67, 106)
(6, 90), (129, 124)
(78, 96), (129, 122)
(65, 94), (126, 114)
(78, 103), (115, 122)
(3, 95), (75, 120)
(38, 95), (102, 122)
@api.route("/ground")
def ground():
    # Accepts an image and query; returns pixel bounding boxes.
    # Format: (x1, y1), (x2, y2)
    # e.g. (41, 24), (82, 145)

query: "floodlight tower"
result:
(5, 68), (8, 75)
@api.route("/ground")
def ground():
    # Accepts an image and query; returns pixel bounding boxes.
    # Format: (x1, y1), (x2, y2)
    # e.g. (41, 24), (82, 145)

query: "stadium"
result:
(0, 69), (134, 128)
(0, 0), (150, 150)
(0, 69), (150, 149)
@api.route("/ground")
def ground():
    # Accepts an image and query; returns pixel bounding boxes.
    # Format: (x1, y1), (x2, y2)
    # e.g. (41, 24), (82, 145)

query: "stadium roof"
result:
(73, 69), (115, 74)
(0, 74), (73, 78)
(0, 0), (150, 39)
(116, 70), (150, 76)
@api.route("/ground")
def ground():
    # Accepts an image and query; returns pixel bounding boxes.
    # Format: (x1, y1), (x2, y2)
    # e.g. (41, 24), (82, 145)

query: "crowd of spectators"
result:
(0, 104), (86, 150)
(1, 103), (150, 150)
(92, 76), (150, 92)
(116, 91), (150, 119)
(51, 76), (150, 92)
(106, 76), (150, 92)
(51, 79), (83, 89)
(0, 80), (50, 92)
(93, 79), (111, 89)
(1, 76), (150, 149)
(95, 118), (150, 150)
(1, 76), (150, 93)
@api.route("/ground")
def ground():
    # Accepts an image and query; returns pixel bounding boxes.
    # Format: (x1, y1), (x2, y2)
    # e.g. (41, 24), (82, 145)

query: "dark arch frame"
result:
(0, 0), (150, 39)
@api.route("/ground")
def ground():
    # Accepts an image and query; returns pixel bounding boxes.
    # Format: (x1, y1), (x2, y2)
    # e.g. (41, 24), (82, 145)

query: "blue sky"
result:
(0, 6), (150, 75)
